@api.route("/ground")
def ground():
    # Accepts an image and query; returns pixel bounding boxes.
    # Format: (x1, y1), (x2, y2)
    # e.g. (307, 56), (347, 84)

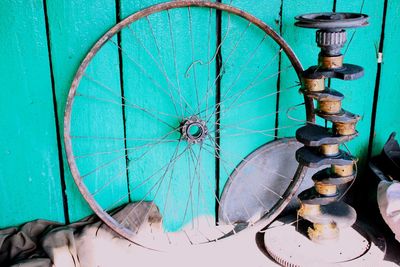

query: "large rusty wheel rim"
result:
(64, 0), (314, 250)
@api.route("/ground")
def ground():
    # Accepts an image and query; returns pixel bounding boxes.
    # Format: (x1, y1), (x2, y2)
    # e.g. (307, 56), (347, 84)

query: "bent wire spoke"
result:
(211, 85), (301, 128)
(199, 18), (250, 115)
(212, 103), (305, 131)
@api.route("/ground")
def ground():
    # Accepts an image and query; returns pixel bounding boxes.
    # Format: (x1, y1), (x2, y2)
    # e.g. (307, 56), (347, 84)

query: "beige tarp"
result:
(1, 203), (276, 267)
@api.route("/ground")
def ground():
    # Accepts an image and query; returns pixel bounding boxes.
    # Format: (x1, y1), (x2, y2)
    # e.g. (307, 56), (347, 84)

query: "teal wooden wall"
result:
(0, 0), (396, 228)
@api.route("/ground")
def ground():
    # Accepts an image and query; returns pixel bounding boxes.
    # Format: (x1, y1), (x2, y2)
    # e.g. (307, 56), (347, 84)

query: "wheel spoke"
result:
(208, 135), (291, 181)
(198, 18), (251, 115)
(180, 146), (196, 230)
(106, 141), (188, 217)
(107, 38), (183, 116)
(211, 104), (303, 133)
(166, 10), (193, 117)
(205, 33), (277, 123)
(187, 7), (200, 114)
(202, 142), (282, 215)
(74, 139), (178, 159)
(80, 129), (177, 179)
(131, 141), (184, 233)
(82, 74), (178, 129)
(125, 24), (181, 117)
(146, 15), (185, 118)
(201, 144), (251, 224)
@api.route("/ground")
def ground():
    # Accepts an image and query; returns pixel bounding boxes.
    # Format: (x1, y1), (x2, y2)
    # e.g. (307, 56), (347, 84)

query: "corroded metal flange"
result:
(303, 64), (364, 80)
(312, 168), (355, 185)
(296, 146), (356, 168)
(295, 12), (369, 29)
(296, 124), (358, 146)
(298, 188), (338, 205)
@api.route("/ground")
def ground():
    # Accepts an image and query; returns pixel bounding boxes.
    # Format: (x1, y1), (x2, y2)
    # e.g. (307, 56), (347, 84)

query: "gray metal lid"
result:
(295, 12), (369, 29)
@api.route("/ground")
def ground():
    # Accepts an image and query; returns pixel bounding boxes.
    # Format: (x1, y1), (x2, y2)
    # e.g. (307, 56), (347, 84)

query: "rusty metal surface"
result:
(301, 77), (325, 92)
(293, 11), (369, 244)
(316, 30), (347, 56)
(318, 55), (344, 69)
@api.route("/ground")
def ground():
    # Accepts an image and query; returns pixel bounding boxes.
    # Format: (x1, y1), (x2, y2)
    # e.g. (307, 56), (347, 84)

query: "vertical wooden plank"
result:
(0, 0), (64, 227)
(219, 0), (282, 195)
(120, 1), (216, 231)
(278, 0), (334, 137)
(47, 0), (128, 222)
(372, 0), (400, 155)
(333, 0), (384, 161)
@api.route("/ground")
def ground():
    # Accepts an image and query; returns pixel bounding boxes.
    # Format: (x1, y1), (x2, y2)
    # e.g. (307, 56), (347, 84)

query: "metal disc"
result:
(295, 12), (369, 29)
(263, 215), (386, 267)
(219, 138), (319, 225)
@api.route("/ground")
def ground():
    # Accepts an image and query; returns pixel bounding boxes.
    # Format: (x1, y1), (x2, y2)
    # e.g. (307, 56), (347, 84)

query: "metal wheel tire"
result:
(64, 0), (314, 250)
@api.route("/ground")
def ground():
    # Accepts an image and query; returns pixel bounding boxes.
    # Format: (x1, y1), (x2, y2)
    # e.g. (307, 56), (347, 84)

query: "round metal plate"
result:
(219, 138), (319, 225)
(295, 12), (369, 29)
(264, 215), (386, 267)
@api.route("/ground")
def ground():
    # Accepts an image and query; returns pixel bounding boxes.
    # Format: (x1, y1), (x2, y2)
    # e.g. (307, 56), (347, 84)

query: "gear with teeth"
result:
(180, 116), (208, 144)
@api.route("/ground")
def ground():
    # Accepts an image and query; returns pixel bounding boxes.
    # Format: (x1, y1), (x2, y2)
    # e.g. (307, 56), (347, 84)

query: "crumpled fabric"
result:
(0, 202), (161, 267)
(378, 181), (400, 242)
(0, 220), (61, 266)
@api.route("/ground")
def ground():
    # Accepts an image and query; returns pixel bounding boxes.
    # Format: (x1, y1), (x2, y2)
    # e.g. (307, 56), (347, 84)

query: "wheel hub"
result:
(180, 116), (208, 144)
